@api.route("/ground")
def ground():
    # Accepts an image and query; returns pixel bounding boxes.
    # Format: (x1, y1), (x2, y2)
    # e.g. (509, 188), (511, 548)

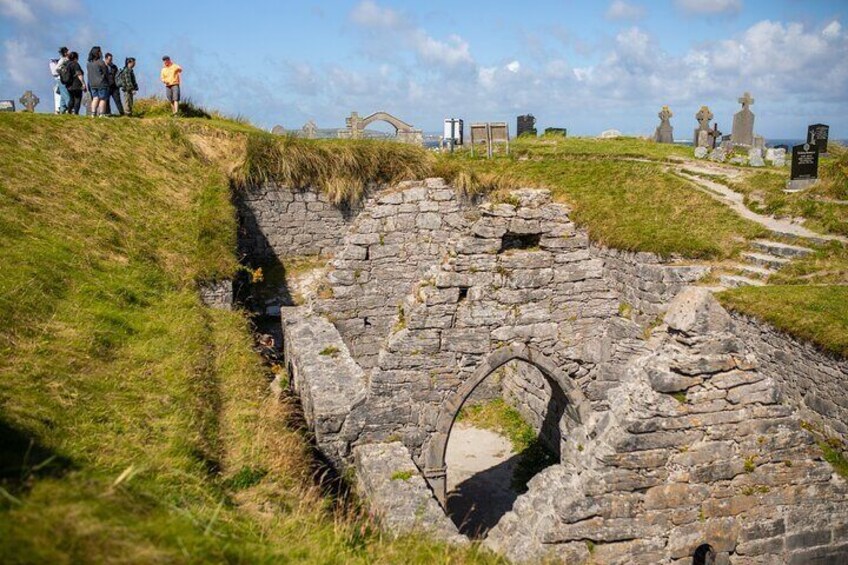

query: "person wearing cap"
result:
(160, 56), (182, 115)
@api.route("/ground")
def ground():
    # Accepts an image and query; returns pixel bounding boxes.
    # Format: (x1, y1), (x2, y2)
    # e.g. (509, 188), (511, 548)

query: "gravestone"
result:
(271, 125), (285, 135)
(0, 100), (15, 112)
(748, 147), (765, 167)
(709, 147), (727, 162)
(787, 142), (819, 191)
(694, 146), (708, 159)
(470, 123), (490, 157)
(654, 105), (674, 143)
(731, 92), (755, 146)
(544, 127), (567, 137)
(490, 122), (510, 155)
(694, 106), (713, 147)
(807, 124), (829, 154)
(517, 114), (537, 137)
(19, 90), (40, 112)
(766, 147), (786, 167)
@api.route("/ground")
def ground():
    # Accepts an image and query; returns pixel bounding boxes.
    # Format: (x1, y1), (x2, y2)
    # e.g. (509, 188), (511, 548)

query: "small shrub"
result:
(390, 470), (414, 481)
(744, 455), (757, 473)
(319, 345), (339, 357)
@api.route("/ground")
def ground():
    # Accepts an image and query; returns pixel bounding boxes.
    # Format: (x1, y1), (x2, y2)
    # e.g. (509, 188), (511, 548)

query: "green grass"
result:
(437, 138), (765, 259)
(457, 399), (557, 493)
(0, 112), (502, 564)
(718, 285), (848, 357)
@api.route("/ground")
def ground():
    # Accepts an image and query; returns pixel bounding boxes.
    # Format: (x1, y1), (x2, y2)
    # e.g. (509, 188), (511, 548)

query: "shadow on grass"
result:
(0, 420), (74, 505)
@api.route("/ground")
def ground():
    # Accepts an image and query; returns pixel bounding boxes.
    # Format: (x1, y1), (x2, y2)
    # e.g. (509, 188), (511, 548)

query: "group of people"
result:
(49, 46), (183, 117)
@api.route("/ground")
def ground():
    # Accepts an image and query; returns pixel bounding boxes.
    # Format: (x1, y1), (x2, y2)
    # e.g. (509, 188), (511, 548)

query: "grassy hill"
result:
(0, 112), (499, 564)
(0, 108), (845, 563)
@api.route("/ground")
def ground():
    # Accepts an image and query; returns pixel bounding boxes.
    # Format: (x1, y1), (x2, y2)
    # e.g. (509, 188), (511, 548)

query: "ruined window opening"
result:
(364, 246), (370, 260)
(458, 287), (469, 302)
(693, 544), (716, 565)
(499, 232), (541, 253)
(364, 317), (372, 328)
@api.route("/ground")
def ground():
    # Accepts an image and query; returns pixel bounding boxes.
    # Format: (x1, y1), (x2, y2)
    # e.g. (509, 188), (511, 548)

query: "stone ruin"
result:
(237, 179), (848, 564)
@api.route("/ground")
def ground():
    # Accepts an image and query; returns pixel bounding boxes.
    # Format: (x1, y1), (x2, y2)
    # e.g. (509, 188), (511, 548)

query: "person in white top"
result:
(50, 47), (71, 114)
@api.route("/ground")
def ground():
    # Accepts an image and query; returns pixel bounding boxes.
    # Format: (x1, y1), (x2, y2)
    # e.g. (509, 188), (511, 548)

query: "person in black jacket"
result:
(103, 52), (124, 116)
(63, 51), (86, 115)
(86, 46), (109, 117)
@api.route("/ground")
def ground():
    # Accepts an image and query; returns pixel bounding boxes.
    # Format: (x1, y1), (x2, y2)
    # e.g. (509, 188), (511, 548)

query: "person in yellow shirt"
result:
(160, 56), (182, 115)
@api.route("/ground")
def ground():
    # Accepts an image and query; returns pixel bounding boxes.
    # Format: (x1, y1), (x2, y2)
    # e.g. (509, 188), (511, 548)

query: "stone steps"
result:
(734, 263), (775, 280)
(751, 239), (814, 259)
(720, 274), (766, 288)
(741, 251), (790, 270)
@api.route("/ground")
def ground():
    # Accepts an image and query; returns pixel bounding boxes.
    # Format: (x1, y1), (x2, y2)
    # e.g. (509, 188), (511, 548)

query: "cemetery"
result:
(1, 23), (846, 565)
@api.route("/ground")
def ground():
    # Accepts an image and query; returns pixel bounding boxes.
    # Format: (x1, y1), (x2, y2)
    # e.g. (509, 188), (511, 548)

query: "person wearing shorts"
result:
(86, 46), (109, 117)
(160, 56), (182, 115)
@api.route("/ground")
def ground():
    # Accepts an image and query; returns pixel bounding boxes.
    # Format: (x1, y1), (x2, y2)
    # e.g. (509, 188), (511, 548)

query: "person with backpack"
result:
(86, 46), (109, 117)
(116, 58), (139, 116)
(63, 51), (86, 115)
(160, 56), (182, 116)
(50, 47), (71, 114)
(103, 52), (124, 116)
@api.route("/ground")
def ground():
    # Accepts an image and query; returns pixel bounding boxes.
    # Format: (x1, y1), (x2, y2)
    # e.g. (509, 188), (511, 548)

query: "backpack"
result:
(114, 68), (125, 89)
(59, 62), (73, 84)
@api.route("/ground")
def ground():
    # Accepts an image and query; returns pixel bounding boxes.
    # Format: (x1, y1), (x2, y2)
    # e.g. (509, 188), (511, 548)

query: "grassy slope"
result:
(436, 136), (765, 259)
(0, 113), (500, 564)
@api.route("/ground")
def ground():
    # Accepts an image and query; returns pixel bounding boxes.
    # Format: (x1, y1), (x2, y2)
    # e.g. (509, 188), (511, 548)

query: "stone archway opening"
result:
(444, 357), (569, 538)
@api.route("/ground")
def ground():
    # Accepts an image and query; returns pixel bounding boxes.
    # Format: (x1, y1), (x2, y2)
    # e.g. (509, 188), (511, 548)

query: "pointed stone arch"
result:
(422, 343), (591, 505)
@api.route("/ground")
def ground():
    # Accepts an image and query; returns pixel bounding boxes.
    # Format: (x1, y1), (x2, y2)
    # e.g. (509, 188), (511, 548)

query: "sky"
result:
(1, 0), (846, 138)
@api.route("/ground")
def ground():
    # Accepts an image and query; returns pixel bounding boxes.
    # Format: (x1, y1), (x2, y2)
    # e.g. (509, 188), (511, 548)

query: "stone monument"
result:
(807, 123), (830, 154)
(731, 92), (755, 146)
(19, 90), (40, 113)
(653, 105), (674, 143)
(271, 125), (286, 135)
(0, 100), (15, 112)
(787, 142), (819, 191)
(694, 106), (713, 147)
(302, 120), (317, 139)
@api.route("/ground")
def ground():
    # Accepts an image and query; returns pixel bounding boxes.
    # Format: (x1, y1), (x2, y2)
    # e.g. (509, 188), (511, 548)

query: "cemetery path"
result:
(674, 169), (847, 245)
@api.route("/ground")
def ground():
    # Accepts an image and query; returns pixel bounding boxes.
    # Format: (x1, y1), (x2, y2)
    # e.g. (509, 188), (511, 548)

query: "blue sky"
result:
(1, 0), (846, 138)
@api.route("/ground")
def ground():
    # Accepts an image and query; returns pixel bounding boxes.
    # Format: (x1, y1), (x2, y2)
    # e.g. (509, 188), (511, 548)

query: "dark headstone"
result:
(0, 100), (15, 112)
(807, 124), (829, 154)
(790, 142), (819, 185)
(544, 127), (567, 137)
(517, 114), (536, 137)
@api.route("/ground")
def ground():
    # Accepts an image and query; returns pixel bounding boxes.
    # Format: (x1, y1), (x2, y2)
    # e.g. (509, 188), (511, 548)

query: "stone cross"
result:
(654, 105), (674, 144)
(731, 91), (755, 147)
(19, 90), (40, 112)
(738, 91), (754, 110)
(694, 106), (714, 147)
(695, 106), (713, 130)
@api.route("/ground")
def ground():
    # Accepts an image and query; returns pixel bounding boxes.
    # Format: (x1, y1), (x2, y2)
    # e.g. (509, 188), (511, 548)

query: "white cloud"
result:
(412, 32), (473, 67)
(350, 0), (402, 29)
(506, 60), (521, 73)
(675, 0), (742, 16)
(606, 0), (645, 21)
(823, 20), (841, 40)
(0, 0), (34, 22)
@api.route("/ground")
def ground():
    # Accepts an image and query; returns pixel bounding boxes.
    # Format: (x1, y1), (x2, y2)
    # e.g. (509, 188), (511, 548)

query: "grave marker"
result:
(0, 100), (15, 112)
(787, 142), (819, 191)
(19, 90), (39, 112)
(517, 114), (536, 137)
(694, 106), (713, 147)
(807, 124), (829, 154)
(271, 125), (286, 135)
(654, 105), (674, 144)
(731, 92), (755, 146)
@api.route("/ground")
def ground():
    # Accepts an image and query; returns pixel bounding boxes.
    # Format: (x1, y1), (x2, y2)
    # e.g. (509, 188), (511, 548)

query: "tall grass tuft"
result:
(232, 135), (433, 205)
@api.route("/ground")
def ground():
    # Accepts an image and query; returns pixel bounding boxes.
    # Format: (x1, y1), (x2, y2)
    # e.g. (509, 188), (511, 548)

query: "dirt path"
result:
(445, 423), (519, 538)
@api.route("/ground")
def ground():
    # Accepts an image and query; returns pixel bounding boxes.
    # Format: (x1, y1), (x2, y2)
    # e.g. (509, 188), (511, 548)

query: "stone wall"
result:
(596, 245), (710, 318)
(731, 312), (848, 442)
(501, 361), (563, 454)
(198, 279), (233, 310)
(237, 183), (364, 260)
(483, 289), (848, 564)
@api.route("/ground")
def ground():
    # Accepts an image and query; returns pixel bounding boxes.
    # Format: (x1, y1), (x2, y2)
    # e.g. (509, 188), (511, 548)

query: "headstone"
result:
(731, 92), (755, 146)
(709, 148), (726, 162)
(654, 105), (674, 143)
(271, 125), (286, 135)
(19, 90), (40, 113)
(694, 106), (713, 147)
(544, 127), (567, 137)
(748, 148), (765, 167)
(302, 120), (317, 139)
(787, 142), (819, 191)
(517, 114), (536, 137)
(753, 135), (765, 150)
(598, 129), (622, 139)
(0, 100), (15, 112)
(807, 124), (829, 154)
(694, 146), (708, 159)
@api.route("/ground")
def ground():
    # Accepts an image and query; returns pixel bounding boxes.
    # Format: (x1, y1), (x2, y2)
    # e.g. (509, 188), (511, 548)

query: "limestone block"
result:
(416, 212), (442, 230)
(442, 328), (490, 354)
(648, 368), (702, 393)
(665, 287), (731, 335)
(456, 236), (500, 255)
